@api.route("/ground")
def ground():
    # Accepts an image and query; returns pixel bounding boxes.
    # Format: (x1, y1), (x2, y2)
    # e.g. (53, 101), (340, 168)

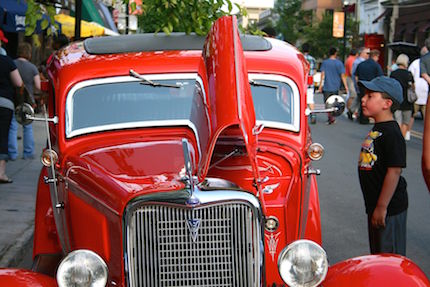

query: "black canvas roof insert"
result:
(84, 33), (272, 55)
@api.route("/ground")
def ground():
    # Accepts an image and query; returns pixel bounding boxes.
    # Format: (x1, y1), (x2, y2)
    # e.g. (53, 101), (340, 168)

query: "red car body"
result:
(1, 16), (429, 287)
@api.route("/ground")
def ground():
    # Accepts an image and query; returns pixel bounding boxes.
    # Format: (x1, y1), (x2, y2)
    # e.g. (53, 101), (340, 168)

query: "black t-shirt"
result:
(0, 55), (17, 102)
(390, 69), (414, 111)
(358, 121), (408, 215)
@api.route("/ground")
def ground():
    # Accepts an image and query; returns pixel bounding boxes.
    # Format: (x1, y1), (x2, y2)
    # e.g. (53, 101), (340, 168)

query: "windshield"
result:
(65, 73), (299, 138)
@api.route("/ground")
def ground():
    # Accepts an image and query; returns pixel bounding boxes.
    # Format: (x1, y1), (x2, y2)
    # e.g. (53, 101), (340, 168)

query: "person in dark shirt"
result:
(358, 76), (408, 256)
(355, 49), (384, 124)
(390, 54), (414, 138)
(0, 55), (23, 183)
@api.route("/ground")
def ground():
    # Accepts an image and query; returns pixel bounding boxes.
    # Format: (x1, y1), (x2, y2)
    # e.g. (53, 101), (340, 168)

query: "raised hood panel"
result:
(196, 16), (259, 183)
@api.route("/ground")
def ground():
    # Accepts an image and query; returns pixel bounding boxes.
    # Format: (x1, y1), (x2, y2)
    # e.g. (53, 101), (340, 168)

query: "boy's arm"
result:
(318, 71), (325, 92)
(372, 167), (401, 228)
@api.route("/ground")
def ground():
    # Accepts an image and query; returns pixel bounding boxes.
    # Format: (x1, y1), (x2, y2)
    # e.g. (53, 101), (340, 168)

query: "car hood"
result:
(196, 16), (259, 184)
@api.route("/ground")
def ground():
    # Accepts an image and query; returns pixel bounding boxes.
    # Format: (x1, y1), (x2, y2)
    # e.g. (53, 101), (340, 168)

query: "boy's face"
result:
(361, 90), (392, 118)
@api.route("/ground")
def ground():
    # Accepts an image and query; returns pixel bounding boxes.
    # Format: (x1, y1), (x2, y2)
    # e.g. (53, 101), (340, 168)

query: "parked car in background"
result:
(0, 16), (429, 287)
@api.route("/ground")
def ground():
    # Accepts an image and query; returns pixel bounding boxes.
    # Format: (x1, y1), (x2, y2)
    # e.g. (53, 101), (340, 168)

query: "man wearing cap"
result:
(0, 29), (8, 56)
(357, 76), (408, 256)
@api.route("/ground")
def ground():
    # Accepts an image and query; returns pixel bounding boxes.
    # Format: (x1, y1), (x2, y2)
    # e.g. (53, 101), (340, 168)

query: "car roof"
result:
(83, 33), (272, 54)
(49, 33), (307, 93)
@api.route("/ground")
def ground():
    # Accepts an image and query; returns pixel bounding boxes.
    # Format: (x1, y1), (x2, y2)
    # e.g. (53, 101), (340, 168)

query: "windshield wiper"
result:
(249, 79), (278, 89)
(129, 69), (181, 88)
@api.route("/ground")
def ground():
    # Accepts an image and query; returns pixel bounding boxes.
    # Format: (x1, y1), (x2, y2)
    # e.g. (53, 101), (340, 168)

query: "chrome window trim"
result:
(65, 73), (205, 138)
(248, 73), (300, 132)
(123, 187), (264, 287)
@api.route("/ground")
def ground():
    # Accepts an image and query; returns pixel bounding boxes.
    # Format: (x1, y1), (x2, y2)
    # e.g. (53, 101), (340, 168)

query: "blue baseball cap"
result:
(358, 76), (403, 104)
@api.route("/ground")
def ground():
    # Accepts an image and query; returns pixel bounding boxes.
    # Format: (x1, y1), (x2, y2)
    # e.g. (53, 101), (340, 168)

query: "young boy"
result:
(358, 76), (408, 256)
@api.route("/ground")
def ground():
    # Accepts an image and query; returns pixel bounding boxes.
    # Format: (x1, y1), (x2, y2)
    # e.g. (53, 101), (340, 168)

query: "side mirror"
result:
(305, 95), (345, 117)
(14, 103), (58, 125)
(325, 95), (345, 117)
(15, 103), (35, 126)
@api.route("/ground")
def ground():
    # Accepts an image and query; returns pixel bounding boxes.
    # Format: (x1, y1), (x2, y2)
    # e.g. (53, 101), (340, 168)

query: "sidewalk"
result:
(0, 120), (46, 267)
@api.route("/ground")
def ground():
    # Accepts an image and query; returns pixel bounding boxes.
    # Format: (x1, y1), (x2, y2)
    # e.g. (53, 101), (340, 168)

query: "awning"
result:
(54, 14), (105, 38)
(0, 0), (27, 32)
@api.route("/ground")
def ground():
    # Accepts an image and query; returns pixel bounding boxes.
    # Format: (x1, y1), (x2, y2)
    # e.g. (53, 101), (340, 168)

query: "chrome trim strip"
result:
(248, 73), (300, 132)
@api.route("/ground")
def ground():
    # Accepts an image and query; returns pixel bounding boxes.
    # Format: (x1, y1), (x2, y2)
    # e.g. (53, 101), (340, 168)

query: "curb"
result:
(0, 223), (34, 267)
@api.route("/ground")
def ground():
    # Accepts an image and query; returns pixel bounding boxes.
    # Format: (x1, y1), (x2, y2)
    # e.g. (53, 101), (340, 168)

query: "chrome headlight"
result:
(278, 240), (328, 287)
(57, 249), (108, 287)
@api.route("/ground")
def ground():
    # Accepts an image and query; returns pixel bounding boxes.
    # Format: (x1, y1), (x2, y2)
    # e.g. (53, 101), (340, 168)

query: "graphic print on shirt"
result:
(359, 131), (382, 170)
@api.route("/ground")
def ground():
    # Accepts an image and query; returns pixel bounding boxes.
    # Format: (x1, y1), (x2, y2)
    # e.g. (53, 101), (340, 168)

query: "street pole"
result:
(343, 5), (347, 62)
(75, 0), (82, 40)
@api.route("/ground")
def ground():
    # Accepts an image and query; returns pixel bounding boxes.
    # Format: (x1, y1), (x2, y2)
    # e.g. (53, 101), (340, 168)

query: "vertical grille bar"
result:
(126, 202), (260, 287)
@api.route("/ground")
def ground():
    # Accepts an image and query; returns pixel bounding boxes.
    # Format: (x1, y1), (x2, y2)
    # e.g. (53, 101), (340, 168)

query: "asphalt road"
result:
(311, 108), (430, 278)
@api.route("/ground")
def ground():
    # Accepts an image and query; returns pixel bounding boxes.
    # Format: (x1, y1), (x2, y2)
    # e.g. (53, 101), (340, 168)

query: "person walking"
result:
(358, 76), (408, 255)
(302, 43), (317, 124)
(390, 54), (414, 138)
(355, 49), (383, 124)
(420, 37), (430, 192)
(407, 46), (428, 140)
(345, 48), (358, 120)
(351, 47), (370, 119)
(8, 42), (40, 160)
(318, 47), (348, 125)
(0, 54), (23, 183)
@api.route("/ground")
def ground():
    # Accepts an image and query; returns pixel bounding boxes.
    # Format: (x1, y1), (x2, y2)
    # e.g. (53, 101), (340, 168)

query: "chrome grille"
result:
(126, 202), (260, 287)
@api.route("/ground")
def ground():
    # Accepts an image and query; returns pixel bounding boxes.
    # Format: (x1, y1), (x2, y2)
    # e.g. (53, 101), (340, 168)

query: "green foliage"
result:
(136, 0), (245, 35)
(302, 12), (360, 59)
(24, 0), (58, 40)
(271, 0), (360, 60)
(273, 0), (311, 45)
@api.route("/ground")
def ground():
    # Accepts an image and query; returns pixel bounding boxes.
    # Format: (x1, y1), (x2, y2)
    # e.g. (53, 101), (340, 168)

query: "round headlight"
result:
(307, 143), (324, 161)
(57, 249), (108, 287)
(278, 240), (328, 287)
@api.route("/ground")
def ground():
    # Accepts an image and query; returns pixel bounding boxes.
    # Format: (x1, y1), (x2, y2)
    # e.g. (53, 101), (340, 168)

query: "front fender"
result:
(324, 254), (430, 287)
(0, 269), (57, 286)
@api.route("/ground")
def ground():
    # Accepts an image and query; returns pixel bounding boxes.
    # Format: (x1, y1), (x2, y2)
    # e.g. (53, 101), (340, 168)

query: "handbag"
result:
(407, 88), (417, 104)
(14, 85), (35, 108)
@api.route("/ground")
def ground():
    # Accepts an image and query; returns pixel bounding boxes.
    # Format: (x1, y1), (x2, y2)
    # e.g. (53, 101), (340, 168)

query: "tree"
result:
(137, 0), (244, 35)
(25, 0), (58, 39)
(272, 0), (310, 45)
(302, 11), (360, 59)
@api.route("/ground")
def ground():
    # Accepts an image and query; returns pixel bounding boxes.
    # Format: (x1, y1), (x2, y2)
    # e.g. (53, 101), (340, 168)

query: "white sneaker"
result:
(405, 131), (410, 141)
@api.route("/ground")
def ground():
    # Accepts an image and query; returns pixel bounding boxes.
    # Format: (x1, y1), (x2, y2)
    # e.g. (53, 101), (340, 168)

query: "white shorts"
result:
(307, 87), (314, 105)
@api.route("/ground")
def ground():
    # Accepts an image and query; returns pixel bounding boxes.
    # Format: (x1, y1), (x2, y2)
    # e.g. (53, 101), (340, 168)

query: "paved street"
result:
(0, 120), (45, 268)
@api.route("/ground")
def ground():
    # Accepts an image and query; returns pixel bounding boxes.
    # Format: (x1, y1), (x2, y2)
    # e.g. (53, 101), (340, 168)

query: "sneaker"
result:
(326, 119), (336, 125)
(405, 131), (410, 141)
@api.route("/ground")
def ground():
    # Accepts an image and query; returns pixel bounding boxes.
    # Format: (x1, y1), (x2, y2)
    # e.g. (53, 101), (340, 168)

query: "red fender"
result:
(33, 168), (62, 258)
(303, 174), (322, 244)
(0, 269), (57, 286)
(324, 254), (430, 286)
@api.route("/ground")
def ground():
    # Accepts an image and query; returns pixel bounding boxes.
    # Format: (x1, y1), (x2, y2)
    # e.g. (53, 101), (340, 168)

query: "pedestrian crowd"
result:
(303, 37), (430, 258)
(0, 29), (68, 184)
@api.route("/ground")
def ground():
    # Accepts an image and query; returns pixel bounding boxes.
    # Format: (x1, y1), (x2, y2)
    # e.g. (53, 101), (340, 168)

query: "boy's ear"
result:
(383, 98), (393, 110)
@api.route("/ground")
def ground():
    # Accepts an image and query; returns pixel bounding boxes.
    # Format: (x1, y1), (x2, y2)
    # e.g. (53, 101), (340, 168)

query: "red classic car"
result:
(1, 16), (429, 287)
